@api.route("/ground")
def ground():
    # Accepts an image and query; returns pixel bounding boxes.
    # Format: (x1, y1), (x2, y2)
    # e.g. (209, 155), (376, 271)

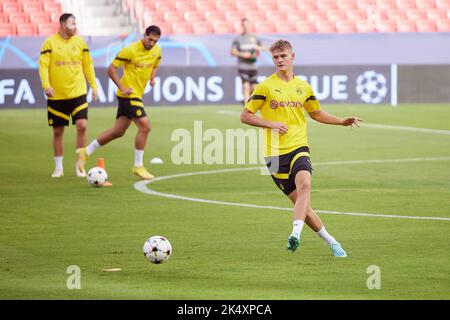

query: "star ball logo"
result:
(356, 70), (388, 104)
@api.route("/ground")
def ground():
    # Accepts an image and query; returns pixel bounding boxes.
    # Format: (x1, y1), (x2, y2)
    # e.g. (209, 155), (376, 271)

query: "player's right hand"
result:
(44, 87), (54, 98)
(271, 122), (288, 134)
(121, 87), (133, 96)
(241, 52), (253, 59)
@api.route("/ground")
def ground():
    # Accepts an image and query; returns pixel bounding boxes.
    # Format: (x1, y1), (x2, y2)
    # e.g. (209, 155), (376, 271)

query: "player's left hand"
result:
(92, 89), (98, 101)
(342, 117), (363, 127)
(150, 78), (155, 87)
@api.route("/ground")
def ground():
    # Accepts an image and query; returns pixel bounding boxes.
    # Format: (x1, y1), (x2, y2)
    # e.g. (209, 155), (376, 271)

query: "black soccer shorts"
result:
(264, 146), (312, 196)
(47, 95), (88, 126)
(116, 97), (147, 119)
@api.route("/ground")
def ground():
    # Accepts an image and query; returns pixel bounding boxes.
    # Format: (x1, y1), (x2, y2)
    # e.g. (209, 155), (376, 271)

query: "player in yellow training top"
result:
(39, 13), (98, 178)
(79, 25), (162, 180)
(241, 39), (362, 257)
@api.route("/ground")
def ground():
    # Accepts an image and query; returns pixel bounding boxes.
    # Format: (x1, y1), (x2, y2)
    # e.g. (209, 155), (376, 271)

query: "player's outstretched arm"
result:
(309, 110), (362, 127)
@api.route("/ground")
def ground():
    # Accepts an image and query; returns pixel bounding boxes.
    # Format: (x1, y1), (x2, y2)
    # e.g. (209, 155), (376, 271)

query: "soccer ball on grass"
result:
(86, 166), (108, 187)
(143, 236), (172, 264)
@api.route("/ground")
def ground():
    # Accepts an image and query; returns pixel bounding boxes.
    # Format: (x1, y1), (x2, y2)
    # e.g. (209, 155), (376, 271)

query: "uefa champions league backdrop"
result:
(1, 32), (450, 108)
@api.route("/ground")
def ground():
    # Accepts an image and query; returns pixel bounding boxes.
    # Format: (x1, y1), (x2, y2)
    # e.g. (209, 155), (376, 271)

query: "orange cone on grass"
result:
(98, 158), (113, 187)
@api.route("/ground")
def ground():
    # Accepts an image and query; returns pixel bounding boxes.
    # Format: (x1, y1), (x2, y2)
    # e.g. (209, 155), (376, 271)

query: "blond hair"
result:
(269, 39), (293, 52)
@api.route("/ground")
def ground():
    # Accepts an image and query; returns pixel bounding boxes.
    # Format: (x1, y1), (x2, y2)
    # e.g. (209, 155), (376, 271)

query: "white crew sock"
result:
(291, 220), (305, 238)
(86, 139), (101, 156)
(134, 149), (144, 167)
(316, 226), (337, 245)
(54, 156), (63, 170)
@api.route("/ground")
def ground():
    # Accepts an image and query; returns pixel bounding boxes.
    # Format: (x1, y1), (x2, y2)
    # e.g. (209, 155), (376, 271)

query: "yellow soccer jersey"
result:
(38, 33), (97, 100)
(245, 73), (320, 156)
(112, 40), (162, 99)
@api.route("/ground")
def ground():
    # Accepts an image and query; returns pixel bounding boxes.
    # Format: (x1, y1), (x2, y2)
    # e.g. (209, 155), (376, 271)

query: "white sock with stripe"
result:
(316, 227), (337, 245)
(292, 220), (305, 239)
(54, 156), (63, 170)
(86, 139), (101, 156)
(134, 149), (144, 167)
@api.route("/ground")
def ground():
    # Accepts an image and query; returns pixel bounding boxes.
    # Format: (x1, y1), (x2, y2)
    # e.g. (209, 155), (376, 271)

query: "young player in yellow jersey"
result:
(241, 40), (362, 257)
(79, 26), (162, 180)
(38, 13), (98, 178)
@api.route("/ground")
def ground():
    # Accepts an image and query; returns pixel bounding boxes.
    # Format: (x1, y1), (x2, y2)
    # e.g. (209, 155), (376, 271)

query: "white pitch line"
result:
(134, 158), (450, 222)
(217, 110), (450, 135)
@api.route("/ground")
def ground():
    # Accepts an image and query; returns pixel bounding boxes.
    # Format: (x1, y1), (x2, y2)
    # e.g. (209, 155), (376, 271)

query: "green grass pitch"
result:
(0, 103), (449, 299)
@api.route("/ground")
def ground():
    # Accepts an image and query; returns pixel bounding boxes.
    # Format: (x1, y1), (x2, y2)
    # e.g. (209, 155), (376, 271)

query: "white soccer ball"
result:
(86, 166), (108, 187)
(143, 236), (172, 264)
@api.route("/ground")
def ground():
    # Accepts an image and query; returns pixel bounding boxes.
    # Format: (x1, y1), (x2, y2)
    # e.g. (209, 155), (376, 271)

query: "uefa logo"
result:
(356, 71), (388, 104)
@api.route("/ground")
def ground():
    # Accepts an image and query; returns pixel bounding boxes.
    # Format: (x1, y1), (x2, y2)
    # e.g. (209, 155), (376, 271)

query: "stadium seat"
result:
(415, 0), (436, 9)
(406, 8), (426, 20)
(3, 2), (23, 14)
(395, 0), (416, 9)
(0, 23), (15, 36)
(16, 23), (38, 36)
(355, 19), (377, 32)
(38, 23), (58, 36)
(254, 0), (278, 11)
(316, 0), (337, 10)
(435, 0), (450, 9)
(415, 19), (436, 31)
(22, 2), (43, 13)
(174, 1), (194, 11)
(375, 19), (396, 32)
(278, 0), (298, 11)
(43, 2), (62, 13)
(184, 11), (205, 22)
(275, 21), (295, 33)
(265, 11), (287, 21)
(171, 21), (192, 34)
(224, 11), (245, 22)
(386, 9), (407, 20)
(236, 1), (256, 11)
(326, 10), (348, 22)
(436, 19), (450, 31)
(191, 21), (213, 34)
(154, 1), (174, 12)
(195, 1), (217, 12)
(212, 21), (234, 34)
(335, 20), (357, 32)
(346, 9), (367, 21)
(9, 12), (29, 24)
(152, 21), (171, 34)
(143, 12), (164, 25)
(426, 8), (447, 19)
(216, 1), (237, 11)
(204, 11), (225, 22)
(376, 0), (396, 10)
(29, 12), (51, 24)
(396, 19), (416, 31)
(244, 10), (263, 20)
(315, 20), (337, 32)
(447, 8), (450, 18)
(0, 13), (8, 24)
(294, 20), (316, 33)
(305, 10), (327, 22)
(356, 0), (377, 11)
(336, 0), (357, 10)
(295, 0), (318, 11)
(163, 11), (185, 22)
(254, 20), (276, 33)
